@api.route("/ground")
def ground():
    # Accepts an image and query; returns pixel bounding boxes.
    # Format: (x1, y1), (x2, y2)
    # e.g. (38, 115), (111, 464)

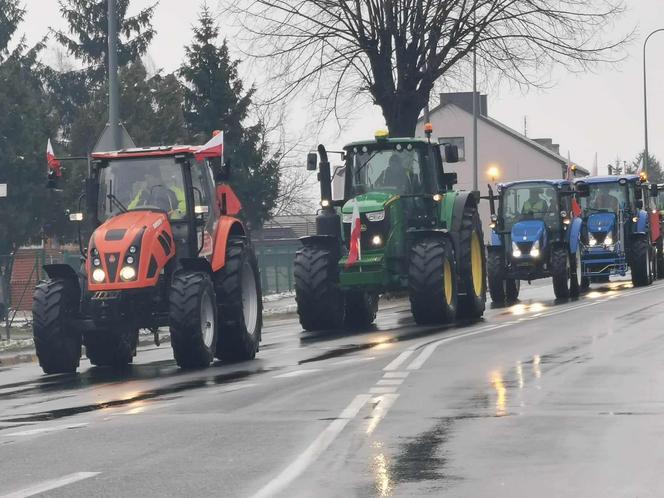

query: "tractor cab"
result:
(574, 175), (660, 287)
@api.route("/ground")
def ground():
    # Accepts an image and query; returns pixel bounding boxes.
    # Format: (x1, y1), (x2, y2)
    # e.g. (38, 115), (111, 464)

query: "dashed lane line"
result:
(0, 472), (100, 498)
(273, 369), (322, 379)
(4, 423), (88, 438)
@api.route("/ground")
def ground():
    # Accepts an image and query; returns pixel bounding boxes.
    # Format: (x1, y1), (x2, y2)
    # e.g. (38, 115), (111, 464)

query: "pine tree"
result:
(179, 5), (280, 228)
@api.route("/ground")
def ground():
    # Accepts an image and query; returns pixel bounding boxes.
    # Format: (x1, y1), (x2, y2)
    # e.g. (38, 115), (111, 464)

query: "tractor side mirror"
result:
(651, 184), (659, 198)
(47, 169), (60, 189)
(211, 158), (230, 182)
(85, 177), (98, 215)
(442, 144), (459, 164)
(575, 182), (589, 198)
(635, 187), (643, 201)
(307, 152), (318, 171)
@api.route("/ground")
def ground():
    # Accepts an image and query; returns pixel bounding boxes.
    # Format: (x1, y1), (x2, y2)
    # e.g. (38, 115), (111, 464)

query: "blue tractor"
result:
(574, 175), (660, 288)
(486, 179), (583, 303)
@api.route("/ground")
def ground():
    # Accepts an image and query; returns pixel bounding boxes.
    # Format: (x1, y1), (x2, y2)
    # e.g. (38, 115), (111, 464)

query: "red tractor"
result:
(32, 140), (262, 374)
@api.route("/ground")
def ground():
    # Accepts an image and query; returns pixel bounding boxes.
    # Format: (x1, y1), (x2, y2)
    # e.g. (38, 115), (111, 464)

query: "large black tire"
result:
(344, 292), (379, 329)
(294, 245), (344, 331)
(214, 240), (262, 361)
(487, 251), (506, 304)
(569, 246), (582, 298)
(657, 238), (664, 279)
(169, 271), (217, 369)
(631, 236), (651, 287)
(456, 207), (487, 318)
(84, 328), (138, 368)
(506, 279), (520, 302)
(551, 247), (571, 299)
(32, 279), (82, 374)
(409, 238), (457, 325)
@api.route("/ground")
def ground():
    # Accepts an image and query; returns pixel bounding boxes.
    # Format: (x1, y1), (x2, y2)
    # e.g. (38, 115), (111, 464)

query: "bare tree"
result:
(228, 0), (630, 137)
(273, 163), (318, 216)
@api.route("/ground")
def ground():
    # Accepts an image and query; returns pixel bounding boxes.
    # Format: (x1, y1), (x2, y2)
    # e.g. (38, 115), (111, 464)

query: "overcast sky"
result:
(21, 0), (664, 174)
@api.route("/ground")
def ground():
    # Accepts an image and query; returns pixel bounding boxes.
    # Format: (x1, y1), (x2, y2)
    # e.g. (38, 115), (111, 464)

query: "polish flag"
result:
(47, 139), (62, 177)
(195, 130), (224, 161)
(345, 200), (362, 268)
(571, 197), (582, 218)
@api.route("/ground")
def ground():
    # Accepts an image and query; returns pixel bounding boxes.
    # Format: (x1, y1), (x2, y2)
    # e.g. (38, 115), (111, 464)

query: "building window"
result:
(438, 137), (465, 162)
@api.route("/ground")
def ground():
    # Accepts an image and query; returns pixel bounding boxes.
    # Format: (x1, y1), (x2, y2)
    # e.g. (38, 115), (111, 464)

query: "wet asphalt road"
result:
(1, 279), (664, 497)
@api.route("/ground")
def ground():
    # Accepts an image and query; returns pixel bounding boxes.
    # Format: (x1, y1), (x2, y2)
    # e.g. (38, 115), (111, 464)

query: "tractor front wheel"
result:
(214, 240), (263, 361)
(456, 207), (486, 318)
(551, 247), (571, 299)
(487, 251), (506, 304)
(506, 279), (520, 302)
(631, 236), (651, 287)
(32, 279), (82, 374)
(656, 238), (664, 279)
(344, 292), (379, 329)
(169, 271), (217, 369)
(294, 245), (345, 331)
(84, 328), (138, 368)
(409, 238), (457, 325)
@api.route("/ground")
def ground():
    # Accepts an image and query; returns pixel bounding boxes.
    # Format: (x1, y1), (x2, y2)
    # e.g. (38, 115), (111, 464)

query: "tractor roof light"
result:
(640, 171), (648, 182)
(424, 122), (433, 139)
(375, 129), (389, 141)
(487, 165), (500, 182)
(320, 199), (331, 208)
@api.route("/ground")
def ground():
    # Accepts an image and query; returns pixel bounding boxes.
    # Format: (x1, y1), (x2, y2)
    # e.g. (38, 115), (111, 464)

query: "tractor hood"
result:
(341, 192), (397, 214)
(511, 220), (546, 243)
(87, 210), (175, 290)
(587, 212), (616, 234)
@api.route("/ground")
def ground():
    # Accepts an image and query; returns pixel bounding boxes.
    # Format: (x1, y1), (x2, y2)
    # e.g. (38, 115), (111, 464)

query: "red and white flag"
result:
(345, 200), (362, 268)
(195, 130), (224, 161)
(47, 139), (62, 177)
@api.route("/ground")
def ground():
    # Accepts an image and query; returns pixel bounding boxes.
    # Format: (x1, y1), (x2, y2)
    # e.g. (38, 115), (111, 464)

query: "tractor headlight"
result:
(604, 233), (613, 246)
(529, 240), (541, 258)
(92, 268), (106, 283)
(366, 210), (385, 222)
(589, 234), (597, 247)
(119, 266), (137, 282)
(93, 258), (101, 267)
(371, 235), (383, 246)
(512, 242), (522, 258)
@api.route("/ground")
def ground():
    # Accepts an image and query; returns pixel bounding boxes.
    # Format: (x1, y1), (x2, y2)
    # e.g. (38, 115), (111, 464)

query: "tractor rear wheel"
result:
(409, 238), (457, 325)
(32, 279), (82, 374)
(344, 292), (379, 329)
(169, 271), (217, 369)
(84, 328), (138, 368)
(506, 279), (520, 302)
(657, 239), (664, 279)
(551, 247), (571, 299)
(294, 245), (344, 331)
(487, 251), (506, 304)
(456, 207), (486, 318)
(214, 240), (262, 361)
(631, 236), (651, 287)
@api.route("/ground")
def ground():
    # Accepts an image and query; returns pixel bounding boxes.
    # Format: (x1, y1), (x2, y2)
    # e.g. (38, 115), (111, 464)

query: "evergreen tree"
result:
(626, 151), (663, 184)
(179, 5), (280, 228)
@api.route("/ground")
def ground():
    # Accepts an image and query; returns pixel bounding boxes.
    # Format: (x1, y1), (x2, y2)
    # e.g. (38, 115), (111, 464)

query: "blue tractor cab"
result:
(486, 179), (583, 302)
(574, 175), (660, 288)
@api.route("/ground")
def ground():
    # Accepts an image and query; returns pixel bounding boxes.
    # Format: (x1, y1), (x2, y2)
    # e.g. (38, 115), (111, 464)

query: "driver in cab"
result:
(128, 170), (186, 219)
(521, 188), (548, 215)
(377, 152), (419, 194)
(592, 190), (619, 211)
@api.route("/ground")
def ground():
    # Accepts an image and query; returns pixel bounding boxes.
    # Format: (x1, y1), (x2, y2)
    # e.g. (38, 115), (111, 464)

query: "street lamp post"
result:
(643, 28), (664, 176)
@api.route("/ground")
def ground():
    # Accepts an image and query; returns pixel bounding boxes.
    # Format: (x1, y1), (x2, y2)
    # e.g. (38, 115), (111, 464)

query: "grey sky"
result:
(21, 0), (664, 173)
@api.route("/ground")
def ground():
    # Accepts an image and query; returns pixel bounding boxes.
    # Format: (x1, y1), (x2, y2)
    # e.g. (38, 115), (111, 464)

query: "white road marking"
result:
(369, 386), (399, 394)
(383, 349), (415, 371)
(251, 394), (371, 498)
(376, 379), (404, 386)
(366, 394), (400, 434)
(5, 423), (88, 437)
(273, 369), (322, 379)
(330, 356), (376, 366)
(1, 472), (100, 498)
(383, 371), (410, 379)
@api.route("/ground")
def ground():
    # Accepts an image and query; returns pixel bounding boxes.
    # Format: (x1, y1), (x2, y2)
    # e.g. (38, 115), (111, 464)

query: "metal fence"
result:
(254, 240), (300, 295)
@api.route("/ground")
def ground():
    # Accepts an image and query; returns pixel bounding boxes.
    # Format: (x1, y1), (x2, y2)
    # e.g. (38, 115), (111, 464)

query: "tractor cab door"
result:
(189, 160), (219, 259)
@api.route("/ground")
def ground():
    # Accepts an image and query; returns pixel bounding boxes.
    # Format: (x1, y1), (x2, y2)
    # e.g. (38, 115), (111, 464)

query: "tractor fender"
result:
(43, 264), (81, 304)
(449, 192), (478, 255)
(211, 216), (246, 272)
(299, 235), (341, 260)
(634, 210), (648, 235)
(179, 257), (213, 275)
(407, 228), (451, 245)
(567, 217), (583, 254)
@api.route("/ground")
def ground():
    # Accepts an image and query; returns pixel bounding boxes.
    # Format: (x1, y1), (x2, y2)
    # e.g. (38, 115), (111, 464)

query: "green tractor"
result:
(294, 128), (487, 330)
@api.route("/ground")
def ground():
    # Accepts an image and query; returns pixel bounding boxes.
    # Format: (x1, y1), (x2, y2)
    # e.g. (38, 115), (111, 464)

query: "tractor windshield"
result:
(579, 182), (628, 214)
(500, 183), (559, 230)
(98, 157), (187, 222)
(346, 144), (428, 196)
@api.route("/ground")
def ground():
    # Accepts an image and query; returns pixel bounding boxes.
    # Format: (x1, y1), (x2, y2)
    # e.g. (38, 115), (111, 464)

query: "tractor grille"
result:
(343, 213), (390, 250)
(515, 241), (533, 253)
(590, 231), (608, 244)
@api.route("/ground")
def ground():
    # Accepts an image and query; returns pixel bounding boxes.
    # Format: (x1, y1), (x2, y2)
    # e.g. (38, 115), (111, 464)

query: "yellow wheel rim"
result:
(471, 231), (483, 296)
(443, 259), (453, 306)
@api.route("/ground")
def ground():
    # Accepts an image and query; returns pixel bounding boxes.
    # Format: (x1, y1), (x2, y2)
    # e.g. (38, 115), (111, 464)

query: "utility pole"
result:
(643, 28), (664, 177)
(472, 45), (478, 193)
(107, 0), (121, 150)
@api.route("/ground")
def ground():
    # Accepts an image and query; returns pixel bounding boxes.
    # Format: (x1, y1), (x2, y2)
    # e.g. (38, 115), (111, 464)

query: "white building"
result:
(415, 92), (587, 238)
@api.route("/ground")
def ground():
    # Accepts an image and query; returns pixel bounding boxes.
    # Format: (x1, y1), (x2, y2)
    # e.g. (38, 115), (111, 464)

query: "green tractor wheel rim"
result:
(471, 231), (483, 296)
(444, 259), (453, 305)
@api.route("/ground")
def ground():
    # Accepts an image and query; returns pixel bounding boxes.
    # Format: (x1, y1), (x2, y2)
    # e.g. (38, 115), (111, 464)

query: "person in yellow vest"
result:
(128, 171), (186, 219)
(521, 188), (548, 215)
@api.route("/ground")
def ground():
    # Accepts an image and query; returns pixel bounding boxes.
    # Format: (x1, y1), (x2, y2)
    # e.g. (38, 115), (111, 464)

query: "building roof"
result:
(420, 98), (589, 176)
